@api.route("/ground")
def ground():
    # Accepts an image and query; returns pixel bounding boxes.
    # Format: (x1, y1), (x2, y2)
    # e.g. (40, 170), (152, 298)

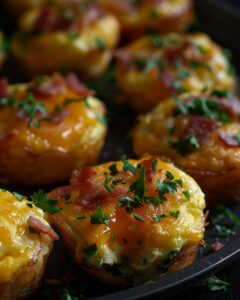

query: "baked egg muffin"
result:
(0, 72), (107, 186)
(115, 33), (235, 112)
(133, 91), (240, 205)
(0, 189), (58, 300)
(98, 0), (194, 41)
(11, 1), (120, 77)
(49, 156), (205, 286)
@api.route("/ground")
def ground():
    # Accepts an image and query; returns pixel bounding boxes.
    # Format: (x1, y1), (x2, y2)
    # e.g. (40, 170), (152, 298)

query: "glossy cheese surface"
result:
(11, 2), (120, 77)
(115, 33), (235, 112)
(0, 73), (107, 185)
(133, 92), (240, 204)
(50, 157), (205, 284)
(99, 0), (193, 39)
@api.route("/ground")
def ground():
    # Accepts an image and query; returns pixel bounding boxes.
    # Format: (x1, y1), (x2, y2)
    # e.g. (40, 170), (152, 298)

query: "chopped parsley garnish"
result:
(204, 275), (229, 292)
(132, 213), (145, 222)
(152, 214), (166, 222)
(130, 167), (146, 198)
(82, 243), (98, 258)
(174, 96), (231, 124)
(108, 163), (118, 175)
(118, 195), (142, 213)
(30, 190), (61, 214)
(60, 288), (79, 300)
(211, 89), (229, 98)
(149, 34), (165, 48)
(170, 210), (180, 218)
(183, 190), (190, 201)
(104, 175), (114, 193)
(121, 155), (137, 174)
(152, 159), (158, 172)
(95, 37), (106, 50)
(90, 207), (110, 225)
(96, 114), (108, 125)
(13, 192), (26, 201)
(170, 134), (200, 155)
(190, 60), (212, 71)
(143, 57), (160, 73)
(210, 204), (240, 238)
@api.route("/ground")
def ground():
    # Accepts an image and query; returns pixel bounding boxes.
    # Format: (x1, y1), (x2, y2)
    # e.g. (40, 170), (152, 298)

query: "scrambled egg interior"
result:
(115, 33), (235, 112)
(50, 157), (205, 285)
(0, 189), (53, 299)
(0, 73), (107, 186)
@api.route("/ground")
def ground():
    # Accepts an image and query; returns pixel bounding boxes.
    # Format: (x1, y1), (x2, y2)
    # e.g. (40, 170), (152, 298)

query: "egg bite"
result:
(0, 189), (58, 300)
(0, 72), (107, 186)
(11, 1), (120, 77)
(115, 33), (235, 112)
(98, 0), (194, 41)
(49, 156), (205, 286)
(133, 91), (240, 205)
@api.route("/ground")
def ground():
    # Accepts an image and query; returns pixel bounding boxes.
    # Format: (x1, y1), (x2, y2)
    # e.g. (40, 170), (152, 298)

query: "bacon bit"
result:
(221, 97), (240, 121)
(65, 73), (94, 97)
(211, 241), (224, 251)
(28, 216), (59, 241)
(113, 49), (132, 66)
(0, 78), (9, 97)
(34, 6), (52, 32)
(81, 6), (103, 28)
(71, 167), (96, 187)
(182, 116), (216, 144)
(47, 109), (69, 124)
(141, 158), (155, 185)
(32, 73), (66, 97)
(51, 185), (72, 200)
(219, 131), (240, 147)
(71, 167), (107, 209)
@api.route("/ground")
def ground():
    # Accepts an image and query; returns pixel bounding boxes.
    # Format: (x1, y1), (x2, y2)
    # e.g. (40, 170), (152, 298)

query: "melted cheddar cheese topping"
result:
(0, 189), (52, 283)
(50, 157), (205, 284)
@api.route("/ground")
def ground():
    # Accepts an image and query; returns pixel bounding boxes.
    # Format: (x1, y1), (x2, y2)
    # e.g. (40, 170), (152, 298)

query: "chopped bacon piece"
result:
(65, 73), (93, 97)
(221, 97), (240, 121)
(32, 73), (66, 97)
(71, 167), (96, 187)
(34, 6), (52, 32)
(211, 241), (224, 251)
(47, 109), (69, 124)
(51, 185), (72, 200)
(0, 78), (9, 97)
(114, 49), (132, 66)
(182, 116), (216, 144)
(28, 216), (59, 240)
(81, 6), (103, 28)
(141, 158), (155, 185)
(219, 131), (240, 147)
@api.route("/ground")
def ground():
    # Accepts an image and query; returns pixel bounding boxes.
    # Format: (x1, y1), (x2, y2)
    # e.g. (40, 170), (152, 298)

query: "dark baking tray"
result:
(1, 1), (240, 299)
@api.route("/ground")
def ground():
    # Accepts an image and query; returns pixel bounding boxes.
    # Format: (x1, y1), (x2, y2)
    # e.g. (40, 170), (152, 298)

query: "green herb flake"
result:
(132, 213), (145, 222)
(30, 190), (61, 214)
(108, 163), (118, 175)
(77, 214), (86, 220)
(13, 192), (26, 201)
(170, 210), (180, 218)
(121, 155), (137, 174)
(152, 159), (158, 172)
(183, 190), (190, 201)
(82, 243), (98, 258)
(95, 37), (106, 50)
(90, 207), (110, 225)
(204, 275), (229, 292)
(170, 134), (200, 155)
(152, 214), (166, 222)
